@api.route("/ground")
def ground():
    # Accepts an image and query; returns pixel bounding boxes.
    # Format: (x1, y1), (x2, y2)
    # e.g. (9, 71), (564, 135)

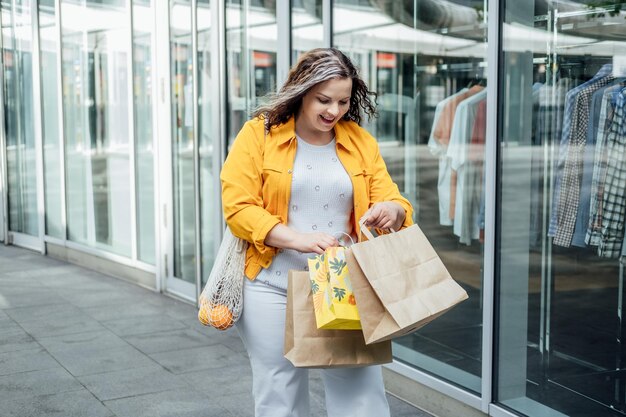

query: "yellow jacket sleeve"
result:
(220, 121), (281, 255)
(363, 128), (414, 229)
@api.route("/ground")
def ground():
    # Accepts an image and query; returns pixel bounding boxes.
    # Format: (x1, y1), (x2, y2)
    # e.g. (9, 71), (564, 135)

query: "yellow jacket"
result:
(221, 116), (414, 279)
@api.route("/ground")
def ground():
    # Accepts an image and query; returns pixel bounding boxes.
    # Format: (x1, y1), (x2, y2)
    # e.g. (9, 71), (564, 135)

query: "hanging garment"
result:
(552, 69), (615, 247)
(587, 85), (624, 246)
(447, 89), (486, 245)
(469, 98), (487, 242)
(598, 88), (626, 258)
(548, 63), (613, 238)
(428, 88), (468, 226)
(573, 81), (626, 247)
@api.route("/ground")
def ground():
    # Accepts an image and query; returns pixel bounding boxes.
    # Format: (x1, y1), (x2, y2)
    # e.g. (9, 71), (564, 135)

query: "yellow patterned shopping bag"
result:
(307, 246), (361, 330)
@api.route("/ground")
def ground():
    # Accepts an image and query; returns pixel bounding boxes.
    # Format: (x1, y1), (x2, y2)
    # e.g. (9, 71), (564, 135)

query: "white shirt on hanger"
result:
(428, 88), (468, 226)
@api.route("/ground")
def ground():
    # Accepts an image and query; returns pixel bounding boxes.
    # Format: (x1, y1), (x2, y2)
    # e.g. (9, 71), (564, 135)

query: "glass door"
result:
(164, 0), (220, 300)
(496, 1), (626, 416)
(197, 0), (218, 287)
(2, 0), (38, 239)
(166, 0), (196, 298)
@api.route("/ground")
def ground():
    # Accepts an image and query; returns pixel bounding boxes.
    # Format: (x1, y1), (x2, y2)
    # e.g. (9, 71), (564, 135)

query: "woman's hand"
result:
(360, 201), (406, 231)
(290, 232), (339, 254)
(264, 224), (338, 254)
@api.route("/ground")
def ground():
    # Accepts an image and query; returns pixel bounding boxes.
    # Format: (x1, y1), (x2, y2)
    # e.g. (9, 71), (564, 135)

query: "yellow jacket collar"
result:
(271, 116), (357, 152)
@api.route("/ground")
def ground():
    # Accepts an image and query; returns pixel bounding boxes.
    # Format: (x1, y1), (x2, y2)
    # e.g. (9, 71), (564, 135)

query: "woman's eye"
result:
(318, 98), (329, 104)
(339, 101), (349, 106)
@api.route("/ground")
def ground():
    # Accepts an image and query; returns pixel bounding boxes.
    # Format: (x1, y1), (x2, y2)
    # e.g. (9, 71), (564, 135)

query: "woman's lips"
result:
(319, 115), (335, 125)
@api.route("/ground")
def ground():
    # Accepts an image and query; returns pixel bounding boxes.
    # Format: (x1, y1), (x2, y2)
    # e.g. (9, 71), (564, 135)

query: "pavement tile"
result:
(78, 363), (188, 401)
(60, 289), (141, 308)
(18, 315), (107, 339)
(83, 301), (163, 322)
(0, 245), (28, 259)
(0, 264), (76, 281)
(103, 314), (188, 337)
(189, 325), (248, 354)
(37, 273), (113, 288)
(218, 390), (255, 417)
(0, 368), (83, 400)
(1, 389), (114, 417)
(36, 329), (129, 354)
(0, 276), (46, 288)
(104, 387), (228, 417)
(0, 348), (60, 376)
(150, 344), (242, 374)
(0, 290), (67, 309)
(182, 363), (252, 397)
(48, 345), (156, 377)
(148, 296), (198, 319)
(9, 254), (67, 268)
(0, 328), (39, 354)
(5, 302), (84, 324)
(125, 328), (218, 354)
(0, 259), (43, 274)
(0, 319), (23, 334)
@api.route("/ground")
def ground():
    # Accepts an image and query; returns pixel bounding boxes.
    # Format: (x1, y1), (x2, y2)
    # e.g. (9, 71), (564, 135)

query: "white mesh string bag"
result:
(198, 227), (248, 330)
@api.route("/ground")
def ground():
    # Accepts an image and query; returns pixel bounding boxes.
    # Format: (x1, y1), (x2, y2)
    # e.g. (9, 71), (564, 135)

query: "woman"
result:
(221, 48), (413, 417)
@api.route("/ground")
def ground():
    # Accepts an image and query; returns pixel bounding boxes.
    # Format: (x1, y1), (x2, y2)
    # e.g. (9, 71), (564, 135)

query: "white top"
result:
(256, 135), (354, 290)
(447, 89), (487, 244)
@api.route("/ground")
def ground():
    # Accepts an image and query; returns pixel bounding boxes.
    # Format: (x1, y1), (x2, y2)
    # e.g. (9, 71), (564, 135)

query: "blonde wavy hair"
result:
(253, 48), (377, 130)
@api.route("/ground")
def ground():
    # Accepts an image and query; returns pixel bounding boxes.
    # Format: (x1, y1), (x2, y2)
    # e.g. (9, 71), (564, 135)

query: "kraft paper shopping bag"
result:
(347, 223), (468, 344)
(284, 270), (392, 368)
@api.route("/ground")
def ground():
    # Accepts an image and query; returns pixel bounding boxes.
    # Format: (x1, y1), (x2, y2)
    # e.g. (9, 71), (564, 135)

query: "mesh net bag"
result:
(198, 227), (248, 330)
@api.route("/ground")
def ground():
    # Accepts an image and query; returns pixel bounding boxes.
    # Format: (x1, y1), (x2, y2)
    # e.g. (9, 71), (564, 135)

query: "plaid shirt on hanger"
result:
(598, 90), (626, 258)
(553, 76), (615, 247)
(549, 64), (614, 237)
(586, 87), (621, 245)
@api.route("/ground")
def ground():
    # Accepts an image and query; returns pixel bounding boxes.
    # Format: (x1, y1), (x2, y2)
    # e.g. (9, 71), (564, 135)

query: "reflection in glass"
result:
(133, 0), (155, 264)
(170, 0), (195, 282)
(291, 0), (323, 61)
(2, 0), (38, 236)
(333, 0), (487, 393)
(197, 0), (216, 284)
(61, 0), (131, 255)
(39, 0), (63, 239)
(225, 0), (277, 144)
(497, 2), (626, 416)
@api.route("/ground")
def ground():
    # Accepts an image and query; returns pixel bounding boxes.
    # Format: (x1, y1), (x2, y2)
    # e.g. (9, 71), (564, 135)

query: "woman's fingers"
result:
(363, 204), (394, 228)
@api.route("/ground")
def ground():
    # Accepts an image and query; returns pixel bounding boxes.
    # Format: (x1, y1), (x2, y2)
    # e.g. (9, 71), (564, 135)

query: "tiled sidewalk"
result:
(0, 244), (431, 417)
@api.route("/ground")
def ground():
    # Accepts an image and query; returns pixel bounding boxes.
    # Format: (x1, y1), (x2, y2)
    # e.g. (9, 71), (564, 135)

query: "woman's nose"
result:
(327, 102), (339, 116)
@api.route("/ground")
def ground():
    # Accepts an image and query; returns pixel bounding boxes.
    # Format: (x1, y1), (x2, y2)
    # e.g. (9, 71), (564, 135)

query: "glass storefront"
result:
(333, 0), (487, 394)
(497, 1), (626, 416)
(5, 2), (626, 416)
(197, 0), (217, 284)
(133, 0), (156, 265)
(2, 0), (38, 236)
(170, 0), (195, 281)
(39, 0), (63, 239)
(61, 0), (131, 255)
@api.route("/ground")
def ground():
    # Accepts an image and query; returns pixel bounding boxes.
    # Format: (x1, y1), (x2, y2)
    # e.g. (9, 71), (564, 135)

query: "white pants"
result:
(236, 278), (391, 417)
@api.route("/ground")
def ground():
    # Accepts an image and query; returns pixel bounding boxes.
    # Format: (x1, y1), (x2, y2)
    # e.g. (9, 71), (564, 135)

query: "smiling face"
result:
(295, 77), (353, 144)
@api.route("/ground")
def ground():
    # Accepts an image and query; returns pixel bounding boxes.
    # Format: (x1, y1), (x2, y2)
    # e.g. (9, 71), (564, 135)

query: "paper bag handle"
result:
(358, 219), (396, 242)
